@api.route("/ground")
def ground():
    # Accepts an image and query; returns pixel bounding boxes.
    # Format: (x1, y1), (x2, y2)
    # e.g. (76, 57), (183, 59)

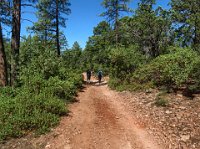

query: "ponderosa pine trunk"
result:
(11, 0), (21, 86)
(56, 0), (60, 56)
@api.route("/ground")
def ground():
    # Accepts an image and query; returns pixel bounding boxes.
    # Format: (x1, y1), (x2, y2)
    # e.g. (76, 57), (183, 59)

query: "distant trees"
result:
(62, 41), (82, 69)
(100, 0), (172, 57)
(83, 21), (112, 70)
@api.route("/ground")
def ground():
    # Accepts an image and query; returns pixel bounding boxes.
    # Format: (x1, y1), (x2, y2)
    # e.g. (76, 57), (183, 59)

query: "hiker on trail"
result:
(97, 70), (103, 84)
(86, 69), (91, 83)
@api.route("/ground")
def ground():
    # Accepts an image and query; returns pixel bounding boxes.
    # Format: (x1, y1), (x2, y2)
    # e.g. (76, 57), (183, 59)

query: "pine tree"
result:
(32, 0), (71, 56)
(84, 21), (112, 69)
(30, 0), (56, 44)
(0, 23), (8, 86)
(171, 0), (200, 49)
(10, 0), (21, 86)
(101, 0), (131, 45)
(10, 0), (37, 86)
(0, 0), (11, 86)
(130, 0), (172, 57)
(62, 41), (82, 69)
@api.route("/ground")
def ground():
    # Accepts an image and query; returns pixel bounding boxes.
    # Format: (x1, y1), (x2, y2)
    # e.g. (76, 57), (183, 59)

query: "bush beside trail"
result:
(108, 46), (147, 91)
(131, 47), (200, 94)
(0, 45), (83, 141)
(109, 47), (200, 95)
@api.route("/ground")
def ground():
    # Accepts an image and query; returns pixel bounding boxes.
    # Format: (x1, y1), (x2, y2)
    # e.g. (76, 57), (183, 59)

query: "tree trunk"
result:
(11, 0), (21, 86)
(114, 0), (119, 46)
(115, 21), (119, 46)
(56, 0), (60, 56)
(0, 23), (8, 86)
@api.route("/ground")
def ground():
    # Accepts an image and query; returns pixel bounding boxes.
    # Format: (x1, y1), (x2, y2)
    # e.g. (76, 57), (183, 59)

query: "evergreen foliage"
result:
(101, 0), (131, 44)
(171, 0), (200, 50)
(30, 0), (71, 55)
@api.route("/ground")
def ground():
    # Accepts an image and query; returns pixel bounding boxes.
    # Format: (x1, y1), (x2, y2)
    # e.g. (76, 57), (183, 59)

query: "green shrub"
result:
(155, 97), (169, 107)
(0, 43), (83, 141)
(0, 89), (66, 140)
(109, 78), (154, 91)
(154, 92), (169, 107)
(109, 45), (146, 80)
(108, 45), (146, 89)
(131, 47), (200, 93)
(0, 87), (17, 98)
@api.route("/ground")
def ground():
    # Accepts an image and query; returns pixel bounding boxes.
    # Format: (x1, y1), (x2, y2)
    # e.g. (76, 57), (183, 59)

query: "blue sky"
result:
(18, 0), (170, 49)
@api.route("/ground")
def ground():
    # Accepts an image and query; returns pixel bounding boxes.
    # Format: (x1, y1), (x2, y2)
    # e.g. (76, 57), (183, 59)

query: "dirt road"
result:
(3, 76), (200, 149)
(41, 78), (163, 149)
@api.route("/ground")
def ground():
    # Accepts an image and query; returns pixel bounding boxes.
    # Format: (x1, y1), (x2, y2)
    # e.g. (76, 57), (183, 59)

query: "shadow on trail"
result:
(83, 80), (107, 86)
(79, 85), (87, 92)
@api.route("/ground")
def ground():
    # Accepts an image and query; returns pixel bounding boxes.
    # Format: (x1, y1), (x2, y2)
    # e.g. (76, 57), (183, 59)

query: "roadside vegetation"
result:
(0, 38), (82, 140)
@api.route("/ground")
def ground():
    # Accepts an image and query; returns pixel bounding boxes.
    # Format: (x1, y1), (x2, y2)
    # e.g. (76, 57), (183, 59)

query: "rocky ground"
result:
(117, 90), (200, 149)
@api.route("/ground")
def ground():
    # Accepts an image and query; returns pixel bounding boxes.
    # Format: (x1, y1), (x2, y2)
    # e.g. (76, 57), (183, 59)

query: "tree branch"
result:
(21, 18), (35, 24)
(21, 3), (36, 8)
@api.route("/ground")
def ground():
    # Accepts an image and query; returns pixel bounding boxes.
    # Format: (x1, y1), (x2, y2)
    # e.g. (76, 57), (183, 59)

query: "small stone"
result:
(165, 110), (172, 114)
(66, 139), (70, 144)
(180, 135), (190, 142)
(45, 144), (51, 148)
(145, 89), (152, 93)
(179, 106), (186, 110)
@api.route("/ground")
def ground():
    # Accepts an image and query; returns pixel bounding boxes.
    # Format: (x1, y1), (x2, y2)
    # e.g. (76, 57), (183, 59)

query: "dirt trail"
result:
(41, 77), (163, 149)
